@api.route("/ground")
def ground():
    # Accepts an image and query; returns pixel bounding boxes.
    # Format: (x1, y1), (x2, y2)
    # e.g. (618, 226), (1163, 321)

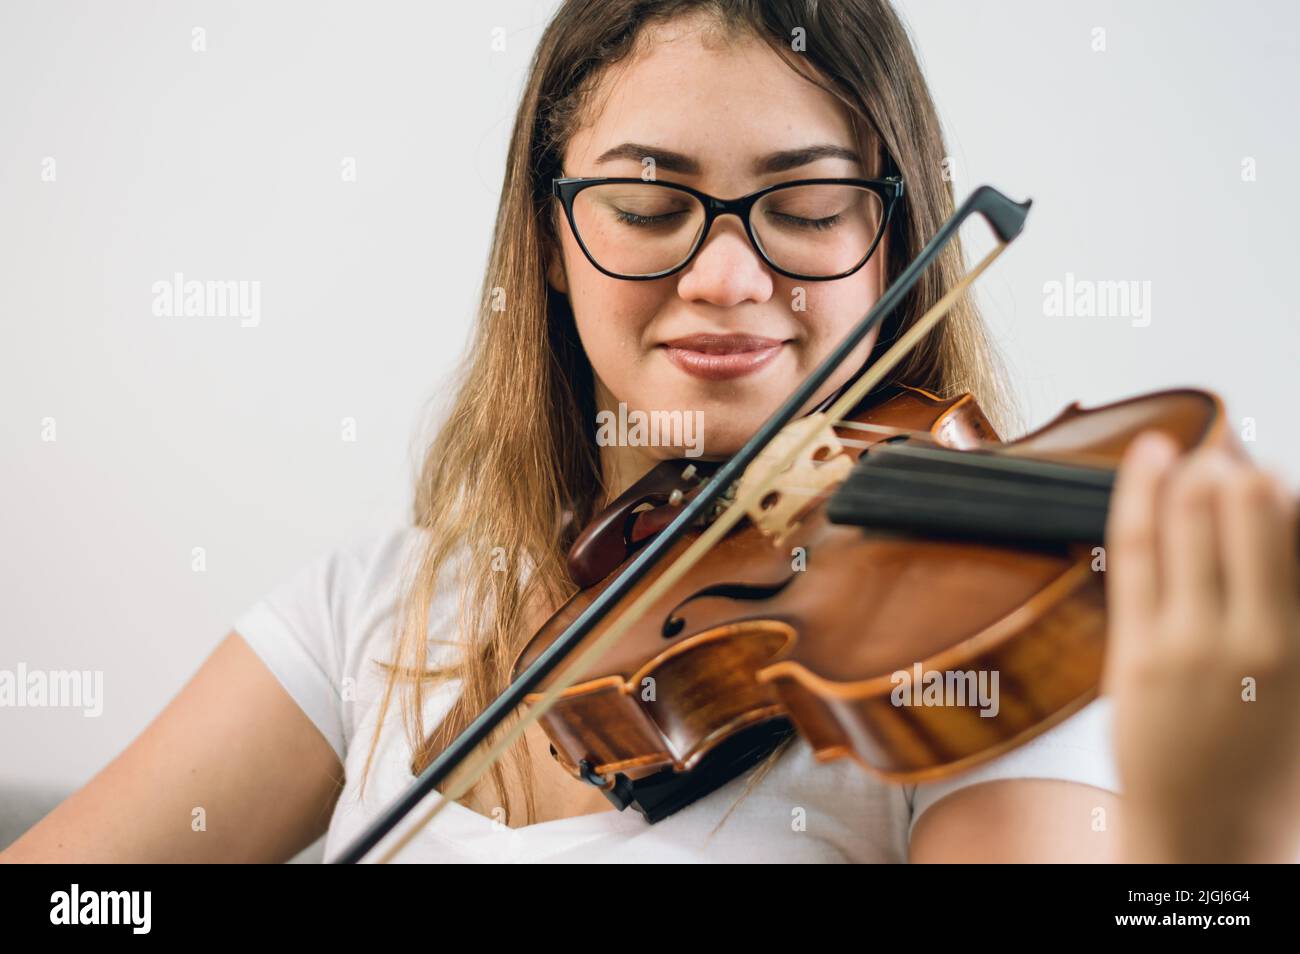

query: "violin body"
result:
(511, 385), (1225, 810)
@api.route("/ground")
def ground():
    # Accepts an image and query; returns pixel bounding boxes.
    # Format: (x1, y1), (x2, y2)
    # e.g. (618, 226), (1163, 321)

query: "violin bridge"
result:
(737, 413), (852, 546)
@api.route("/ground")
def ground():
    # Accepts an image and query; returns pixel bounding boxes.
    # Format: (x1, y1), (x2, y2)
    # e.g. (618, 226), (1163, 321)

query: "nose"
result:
(674, 214), (774, 307)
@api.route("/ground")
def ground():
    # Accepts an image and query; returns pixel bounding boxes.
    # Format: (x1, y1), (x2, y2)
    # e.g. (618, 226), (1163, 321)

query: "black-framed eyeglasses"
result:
(551, 175), (903, 282)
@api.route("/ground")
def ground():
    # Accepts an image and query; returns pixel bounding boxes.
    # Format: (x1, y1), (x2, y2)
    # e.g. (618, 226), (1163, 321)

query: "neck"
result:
(598, 446), (654, 509)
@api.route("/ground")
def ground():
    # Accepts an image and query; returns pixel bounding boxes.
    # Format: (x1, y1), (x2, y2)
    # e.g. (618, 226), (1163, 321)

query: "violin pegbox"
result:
(736, 412), (853, 547)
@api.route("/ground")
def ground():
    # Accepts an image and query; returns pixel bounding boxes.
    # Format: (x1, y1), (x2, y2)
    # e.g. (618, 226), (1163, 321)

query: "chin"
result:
(695, 422), (759, 458)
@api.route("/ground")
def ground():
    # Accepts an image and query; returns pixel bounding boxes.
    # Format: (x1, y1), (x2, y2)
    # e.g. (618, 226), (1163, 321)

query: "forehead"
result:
(563, 17), (859, 182)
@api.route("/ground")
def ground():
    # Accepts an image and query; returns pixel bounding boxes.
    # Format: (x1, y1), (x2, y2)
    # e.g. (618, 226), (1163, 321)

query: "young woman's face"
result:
(549, 17), (885, 474)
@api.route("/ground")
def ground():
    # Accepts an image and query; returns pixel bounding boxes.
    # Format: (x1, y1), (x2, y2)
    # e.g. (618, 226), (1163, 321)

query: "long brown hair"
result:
(361, 0), (1017, 825)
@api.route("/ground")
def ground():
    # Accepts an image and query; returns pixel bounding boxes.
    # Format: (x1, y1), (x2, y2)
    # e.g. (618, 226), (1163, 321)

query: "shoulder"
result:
(232, 525), (450, 760)
(245, 525), (430, 647)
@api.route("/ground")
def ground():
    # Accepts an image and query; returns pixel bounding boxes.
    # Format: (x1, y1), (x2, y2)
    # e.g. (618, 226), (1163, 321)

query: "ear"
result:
(546, 245), (569, 295)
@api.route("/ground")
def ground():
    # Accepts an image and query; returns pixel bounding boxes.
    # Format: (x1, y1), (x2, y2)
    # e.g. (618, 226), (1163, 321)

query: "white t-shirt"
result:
(233, 525), (1121, 863)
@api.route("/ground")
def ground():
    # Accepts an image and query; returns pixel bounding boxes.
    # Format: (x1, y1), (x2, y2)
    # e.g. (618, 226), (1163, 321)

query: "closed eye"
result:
(766, 211), (844, 232)
(614, 209), (691, 227)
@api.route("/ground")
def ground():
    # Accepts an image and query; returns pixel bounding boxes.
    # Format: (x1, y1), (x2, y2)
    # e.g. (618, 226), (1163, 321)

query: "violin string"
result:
(832, 480), (1107, 527)
(867, 441), (1116, 487)
(838, 465), (1112, 507)
(372, 241), (1010, 862)
(768, 448), (1115, 512)
(828, 490), (1106, 544)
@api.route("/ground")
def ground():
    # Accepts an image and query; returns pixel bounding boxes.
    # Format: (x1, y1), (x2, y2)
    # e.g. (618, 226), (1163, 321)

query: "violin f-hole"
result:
(662, 576), (797, 639)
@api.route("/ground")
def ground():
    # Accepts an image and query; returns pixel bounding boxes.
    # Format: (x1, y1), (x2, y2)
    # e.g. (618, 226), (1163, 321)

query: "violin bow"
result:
(333, 184), (1032, 864)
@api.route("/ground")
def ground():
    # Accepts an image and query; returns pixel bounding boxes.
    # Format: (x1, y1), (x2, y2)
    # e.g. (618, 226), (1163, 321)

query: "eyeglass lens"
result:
(570, 182), (884, 278)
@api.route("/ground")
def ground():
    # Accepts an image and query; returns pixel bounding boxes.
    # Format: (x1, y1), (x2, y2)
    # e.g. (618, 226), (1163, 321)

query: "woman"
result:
(6, 0), (1298, 863)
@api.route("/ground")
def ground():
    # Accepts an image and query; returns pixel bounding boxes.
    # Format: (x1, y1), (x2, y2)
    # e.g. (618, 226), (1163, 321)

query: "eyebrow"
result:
(593, 142), (862, 175)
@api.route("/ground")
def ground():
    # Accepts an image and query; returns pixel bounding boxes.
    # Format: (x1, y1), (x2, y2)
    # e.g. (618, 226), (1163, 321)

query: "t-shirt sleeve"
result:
(231, 528), (414, 763)
(907, 696), (1120, 837)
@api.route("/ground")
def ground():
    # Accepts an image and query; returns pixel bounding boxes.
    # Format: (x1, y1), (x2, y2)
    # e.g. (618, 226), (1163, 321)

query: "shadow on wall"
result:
(0, 784), (325, 863)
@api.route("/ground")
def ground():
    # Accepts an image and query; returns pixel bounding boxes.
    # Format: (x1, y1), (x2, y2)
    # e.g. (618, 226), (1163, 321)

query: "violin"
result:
(512, 382), (1229, 820)
(333, 183), (1238, 862)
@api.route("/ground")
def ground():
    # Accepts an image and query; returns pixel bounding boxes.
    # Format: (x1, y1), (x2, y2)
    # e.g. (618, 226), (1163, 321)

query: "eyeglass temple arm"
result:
(808, 184), (1032, 414)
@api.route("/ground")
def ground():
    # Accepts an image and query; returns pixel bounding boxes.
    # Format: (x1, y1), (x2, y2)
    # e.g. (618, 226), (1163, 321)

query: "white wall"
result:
(2, 1), (1296, 803)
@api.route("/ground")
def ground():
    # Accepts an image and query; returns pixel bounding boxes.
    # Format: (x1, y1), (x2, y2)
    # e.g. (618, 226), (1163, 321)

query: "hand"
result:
(1103, 430), (1300, 863)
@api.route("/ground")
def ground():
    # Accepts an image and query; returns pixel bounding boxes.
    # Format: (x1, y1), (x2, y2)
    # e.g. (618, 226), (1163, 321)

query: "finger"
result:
(1104, 429), (1179, 673)
(1159, 445), (1229, 634)
(1219, 462), (1298, 654)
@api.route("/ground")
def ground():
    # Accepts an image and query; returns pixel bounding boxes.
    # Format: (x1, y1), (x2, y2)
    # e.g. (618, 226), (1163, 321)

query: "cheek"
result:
(790, 265), (884, 350)
(780, 261), (885, 402)
(564, 247), (664, 377)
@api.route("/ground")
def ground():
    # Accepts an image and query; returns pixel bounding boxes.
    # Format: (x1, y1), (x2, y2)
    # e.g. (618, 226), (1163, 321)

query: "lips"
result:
(660, 333), (787, 381)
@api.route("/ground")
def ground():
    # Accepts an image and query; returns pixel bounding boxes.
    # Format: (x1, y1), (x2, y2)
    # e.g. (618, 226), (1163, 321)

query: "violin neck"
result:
(826, 442), (1113, 547)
